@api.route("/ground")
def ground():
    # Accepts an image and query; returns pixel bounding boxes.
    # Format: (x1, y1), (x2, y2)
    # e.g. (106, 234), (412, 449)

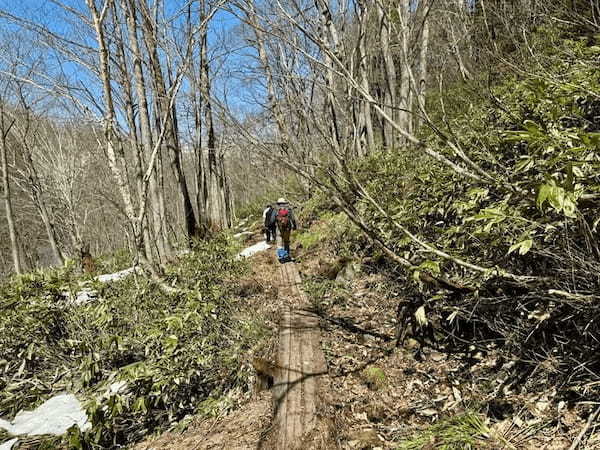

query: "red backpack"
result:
(276, 208), (291, 231)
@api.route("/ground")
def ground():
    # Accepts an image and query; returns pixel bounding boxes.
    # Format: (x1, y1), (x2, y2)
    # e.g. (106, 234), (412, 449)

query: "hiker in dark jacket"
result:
(263, 204), (276, 243)
(269, 197), (297, 253)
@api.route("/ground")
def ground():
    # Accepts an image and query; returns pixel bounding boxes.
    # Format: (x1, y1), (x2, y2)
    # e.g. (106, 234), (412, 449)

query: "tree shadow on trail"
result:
(257, 309), (394, 449)
(310, 307), (394, 342)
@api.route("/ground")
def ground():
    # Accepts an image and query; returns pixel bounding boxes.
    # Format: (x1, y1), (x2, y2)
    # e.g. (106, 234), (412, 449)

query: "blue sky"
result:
(0, 0), (264, 126)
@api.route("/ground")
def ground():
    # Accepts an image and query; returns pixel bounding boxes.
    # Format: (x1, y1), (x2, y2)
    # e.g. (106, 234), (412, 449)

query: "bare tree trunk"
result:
(315, 0), (344, 153)
(191, 68), (206, 231)
(199, 24), (228, 231)
(245, 2), (295, 151)
(416, 0), (431, 128)
(139, 1), (198, 241)
(0, 111), (21, 274)
(168, 72), (198, 239)
(377, 2), (397, 148)
(224, 162), (235, 225)
(204, 101), (223, 230)
(11, 102), (65, 266)
(218, 143), (233, 228)
(22, 147), (64, 265)
(156, 151), (171, 249)
(448, 8), (472, 81)
(397, 0), (413, 141)
(356, 0), (375, 155)
(191, 22), (208, 232)
(116, 0), (155, 260)
(122, 0), (167, 259)
(37, 195), (64, 265)
(86, 0), (149, 267)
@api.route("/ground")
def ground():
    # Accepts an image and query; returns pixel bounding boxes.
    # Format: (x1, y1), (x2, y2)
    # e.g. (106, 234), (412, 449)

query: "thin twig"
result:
(569, 406), (600, 450)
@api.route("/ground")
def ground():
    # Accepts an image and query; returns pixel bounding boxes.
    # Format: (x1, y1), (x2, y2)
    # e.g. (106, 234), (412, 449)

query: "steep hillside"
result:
(0, 234), (273, 448)
(287, 33), (600, 448)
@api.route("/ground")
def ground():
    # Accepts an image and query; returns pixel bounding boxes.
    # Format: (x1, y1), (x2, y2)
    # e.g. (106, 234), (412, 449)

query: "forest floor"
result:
(134, 225), (596, 449)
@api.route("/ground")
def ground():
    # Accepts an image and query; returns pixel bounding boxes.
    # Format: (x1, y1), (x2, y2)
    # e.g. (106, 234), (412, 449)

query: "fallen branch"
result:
(569, 406), (600, 450)
(353, 176), (542, 284)
(548, 289), (595, 301)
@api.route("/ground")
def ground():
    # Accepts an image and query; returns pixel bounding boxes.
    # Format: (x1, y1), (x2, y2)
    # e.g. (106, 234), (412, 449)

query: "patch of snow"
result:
(61, 288), (98, 306)
(73, 288), (97, 305)
(0, 438), (18, 450)
(96, 266), (136, 283)
(0, 394), (90, 436)
(61, 266), (139, 306)
(237, 241), (271, 259)
(233, 231), (253, 239)
(108, 381), (128, 395)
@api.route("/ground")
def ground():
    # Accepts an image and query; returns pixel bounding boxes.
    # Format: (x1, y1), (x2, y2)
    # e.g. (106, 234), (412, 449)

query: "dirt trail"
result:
(133, 239), (333, 450)
(271, 262), (330, 449)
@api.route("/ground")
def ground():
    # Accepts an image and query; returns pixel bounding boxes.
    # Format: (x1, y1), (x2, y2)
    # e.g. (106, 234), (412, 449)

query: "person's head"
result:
(277, 197), (287, 205)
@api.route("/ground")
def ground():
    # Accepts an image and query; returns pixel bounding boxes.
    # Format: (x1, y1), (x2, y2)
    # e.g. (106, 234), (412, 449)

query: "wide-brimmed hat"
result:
(277, 197), (287, 204)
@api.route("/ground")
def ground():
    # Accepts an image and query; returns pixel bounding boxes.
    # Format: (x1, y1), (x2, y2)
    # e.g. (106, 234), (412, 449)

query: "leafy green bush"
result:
(361, 366), (386, 391)
(0, 235), (268, 448)
(335, 34), (600, 402)
(353, 36), (600, 280)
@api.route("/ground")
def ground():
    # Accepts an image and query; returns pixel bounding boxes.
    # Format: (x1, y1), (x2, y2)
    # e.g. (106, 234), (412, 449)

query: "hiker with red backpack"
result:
(268, 198), (297, 262)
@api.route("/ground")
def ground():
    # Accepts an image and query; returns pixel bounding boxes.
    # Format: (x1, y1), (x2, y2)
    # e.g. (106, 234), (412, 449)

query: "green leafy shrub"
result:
(0, 235), (268, 448)
(94, 248), (133, 274)
(335, 34), (600, 403)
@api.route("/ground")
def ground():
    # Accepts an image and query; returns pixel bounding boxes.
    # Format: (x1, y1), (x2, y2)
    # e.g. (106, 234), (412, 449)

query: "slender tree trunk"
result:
(117, 0), (155, 260)
(449, 13), (472, 80)
(122, 0), (166, 259)
(204, 95), (222, 230)
(218, 145), (233, 228)
(357, 0), (375, 155)
(246, 3), (296, 152)
(377, 2), (397, 148)
(16, 123), (65, 266)
(28, 174), (63, 266)
(38, 199), (63, 266)
(397, 0), (413, 140)
(0, 111), (21, 274)
(139, 2), (198, 241)
(199, 26), (227, 231)
(86, 0), (149, 267)
(169, 74), (198, 239)
(416, 2), (430, 128)
(191, 68), (206, 231)
(315, 0), (344, 153)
